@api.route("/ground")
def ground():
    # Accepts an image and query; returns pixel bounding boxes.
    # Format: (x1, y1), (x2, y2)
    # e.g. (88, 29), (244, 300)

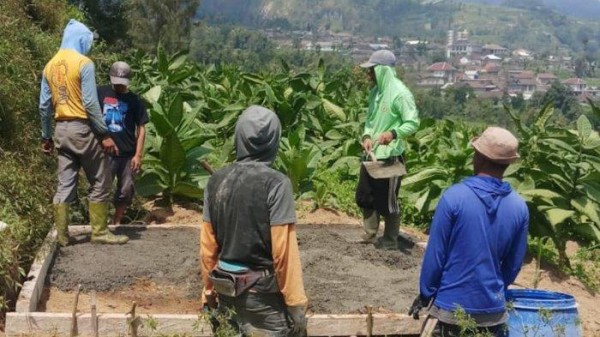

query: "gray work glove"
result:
(287, 306), (307, 337)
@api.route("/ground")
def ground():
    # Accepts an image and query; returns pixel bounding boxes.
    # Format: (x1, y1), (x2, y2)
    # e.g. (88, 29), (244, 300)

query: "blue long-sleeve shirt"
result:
(419, 175), (529, 314)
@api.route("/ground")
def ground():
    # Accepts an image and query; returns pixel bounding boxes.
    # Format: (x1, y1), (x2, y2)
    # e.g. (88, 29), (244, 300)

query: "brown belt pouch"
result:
(209, 267), (270, 297)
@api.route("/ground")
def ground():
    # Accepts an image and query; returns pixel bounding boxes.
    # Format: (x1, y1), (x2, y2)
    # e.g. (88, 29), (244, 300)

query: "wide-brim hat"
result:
(471, 126), (520, 164)
(360, 49), (396, 68)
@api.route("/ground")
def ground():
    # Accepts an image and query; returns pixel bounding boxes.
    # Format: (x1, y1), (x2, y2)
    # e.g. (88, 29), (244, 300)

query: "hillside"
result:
(196, 0), (600, 55)
(462, 0), (600, 20)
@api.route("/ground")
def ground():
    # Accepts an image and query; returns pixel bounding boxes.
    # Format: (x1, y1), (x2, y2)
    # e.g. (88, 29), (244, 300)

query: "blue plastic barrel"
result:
(505, 289), (582, 337)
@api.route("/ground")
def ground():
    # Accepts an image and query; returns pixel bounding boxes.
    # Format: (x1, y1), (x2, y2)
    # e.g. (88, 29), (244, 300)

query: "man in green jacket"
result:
(356, 50), (420, 250)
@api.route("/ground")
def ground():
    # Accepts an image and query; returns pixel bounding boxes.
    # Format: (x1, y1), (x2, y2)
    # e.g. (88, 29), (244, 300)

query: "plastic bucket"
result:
(505, 289), (582, 337)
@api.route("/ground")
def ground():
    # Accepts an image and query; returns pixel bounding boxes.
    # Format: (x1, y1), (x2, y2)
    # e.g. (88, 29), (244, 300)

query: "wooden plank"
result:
(6, 312), (422, 336)
(15, 230), (57, 312)
(307, 313), (421, 335)
(5, 312), (213, 337)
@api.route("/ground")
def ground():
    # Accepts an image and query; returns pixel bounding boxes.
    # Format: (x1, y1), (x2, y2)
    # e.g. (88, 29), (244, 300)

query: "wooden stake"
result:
(420, 316), (438, 337)
(70, 284), (81, 337)
(366, 305), (373, 337)
(91, 290), (98, 337)
(127, 301), (139, 337)
(200, 160), (215, 175)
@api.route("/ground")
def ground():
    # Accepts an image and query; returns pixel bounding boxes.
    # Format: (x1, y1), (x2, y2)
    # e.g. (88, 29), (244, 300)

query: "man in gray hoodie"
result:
(200, 106), (308, 336)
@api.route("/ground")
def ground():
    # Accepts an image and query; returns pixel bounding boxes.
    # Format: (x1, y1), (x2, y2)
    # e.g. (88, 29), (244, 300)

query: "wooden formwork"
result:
(5, 225), (423, 336)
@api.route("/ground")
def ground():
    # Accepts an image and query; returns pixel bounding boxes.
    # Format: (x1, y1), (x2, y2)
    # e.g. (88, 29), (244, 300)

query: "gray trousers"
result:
(217, 292), (292, 336)
(109, 156), (135, 206)
(53, 120), (111, 204)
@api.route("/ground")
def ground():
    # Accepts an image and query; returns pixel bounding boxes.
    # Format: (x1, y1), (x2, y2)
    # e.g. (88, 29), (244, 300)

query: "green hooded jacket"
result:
(363, 65), (420, 159)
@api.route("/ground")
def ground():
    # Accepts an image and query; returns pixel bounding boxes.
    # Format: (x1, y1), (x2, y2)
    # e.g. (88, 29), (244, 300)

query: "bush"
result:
(0, 0), (87, 324)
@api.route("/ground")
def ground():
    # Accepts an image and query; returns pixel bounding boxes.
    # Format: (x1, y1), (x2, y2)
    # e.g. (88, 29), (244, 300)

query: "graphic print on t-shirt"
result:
(102, 96), (129, 133)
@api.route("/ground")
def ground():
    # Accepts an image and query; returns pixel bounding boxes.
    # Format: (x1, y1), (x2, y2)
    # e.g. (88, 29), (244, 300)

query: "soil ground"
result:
(42, 221), (422, 316)
(31, 205), (600, 336)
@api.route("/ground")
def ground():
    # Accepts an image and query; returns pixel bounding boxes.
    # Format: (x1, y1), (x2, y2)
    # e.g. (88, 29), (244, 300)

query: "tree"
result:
(129, 0), (200, 53)
(531, 81), (582, 123)
(69, 0), (129, 45)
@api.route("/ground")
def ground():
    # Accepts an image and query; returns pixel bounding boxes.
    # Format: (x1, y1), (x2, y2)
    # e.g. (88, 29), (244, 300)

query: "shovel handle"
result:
(368, 151), (378, 162)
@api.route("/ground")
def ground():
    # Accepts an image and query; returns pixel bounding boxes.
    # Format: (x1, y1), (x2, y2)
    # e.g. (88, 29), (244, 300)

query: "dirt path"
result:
(43, 223), (422, 315)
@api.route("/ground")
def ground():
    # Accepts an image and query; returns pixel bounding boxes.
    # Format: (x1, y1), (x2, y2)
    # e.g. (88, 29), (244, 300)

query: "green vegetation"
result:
(1, 0), (599, 329)
(196, 0), (600, 58)
(127, 49), (600, 274)
(0, 0), (74, 321)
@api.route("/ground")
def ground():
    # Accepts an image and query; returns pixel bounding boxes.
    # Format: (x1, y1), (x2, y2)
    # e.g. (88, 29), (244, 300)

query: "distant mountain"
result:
(196, 0), (600, 56)
(461, 0), (600, 20)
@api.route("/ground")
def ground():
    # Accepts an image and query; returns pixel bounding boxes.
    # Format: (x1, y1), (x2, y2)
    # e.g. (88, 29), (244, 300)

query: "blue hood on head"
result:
(60, 19), (94, 55)
(463, 176), (512, 216)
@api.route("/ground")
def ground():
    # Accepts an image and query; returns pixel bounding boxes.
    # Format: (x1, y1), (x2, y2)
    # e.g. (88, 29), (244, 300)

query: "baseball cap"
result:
(471, 127), (520, 164)
(109, 61), (131, 86)
(360, 50), (396, 68)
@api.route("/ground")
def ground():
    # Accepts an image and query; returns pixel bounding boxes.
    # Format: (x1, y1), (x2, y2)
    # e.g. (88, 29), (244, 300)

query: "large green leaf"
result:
(534, 101), (554, 132)
(135, 172), (167, 197)
(504, 163), (521, 177)
(322, 98), (346, 121)
(572, 222), (600, 242)
(168, 54), (187, 71)
(540, 138), (578, 154)
(402, 168), (447, 188)
(576, 115), (592, 140)
(160, 135), (186, 177)
(581, 182), (600, 204)
(582, 132), (600, 150)
(172, 181), (203, 199)
(520, 189), (561, 200)
(544, 208), (575, 226)
(168, 94), (183, 127)
(143, 86), (162, 104)
(571, 197), (600, 225)
(516, 176), (535, 193)
(415, 190), (430, 213)
(325, 129), (345, 140)
(150, 104), (175, 138)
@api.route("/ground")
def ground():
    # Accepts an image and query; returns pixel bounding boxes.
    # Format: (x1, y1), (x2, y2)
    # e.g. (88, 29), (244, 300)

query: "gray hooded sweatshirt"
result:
(203, 106), (296, 269)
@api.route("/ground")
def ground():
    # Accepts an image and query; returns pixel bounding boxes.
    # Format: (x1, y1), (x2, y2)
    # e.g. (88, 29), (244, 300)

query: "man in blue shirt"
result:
(409, 127), (529, 336)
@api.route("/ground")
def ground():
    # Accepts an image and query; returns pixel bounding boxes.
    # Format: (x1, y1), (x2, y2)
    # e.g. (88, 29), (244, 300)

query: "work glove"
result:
(408, 294), (429, 320)
(287, 306), (307, 337)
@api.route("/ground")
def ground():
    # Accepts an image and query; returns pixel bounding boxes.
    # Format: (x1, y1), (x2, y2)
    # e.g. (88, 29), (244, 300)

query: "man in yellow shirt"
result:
(39, 19), (128, 246)
(201, 106), (307, 336)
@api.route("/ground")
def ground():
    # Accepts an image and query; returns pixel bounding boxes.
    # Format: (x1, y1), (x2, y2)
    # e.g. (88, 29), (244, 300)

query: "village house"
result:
(418, 62), (457, 87)
(508, 71), (537, 99)
(482, 44), (509, 57)
(537, 73), (558, 86)
(562, 78), (586, 95)
(446, 29), (481, 58)
(455, 78), (503, 100)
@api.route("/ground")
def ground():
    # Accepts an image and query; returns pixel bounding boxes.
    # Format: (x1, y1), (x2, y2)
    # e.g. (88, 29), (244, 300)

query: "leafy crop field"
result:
(1, 2), (599, 330)
(130, 50), (600, 275)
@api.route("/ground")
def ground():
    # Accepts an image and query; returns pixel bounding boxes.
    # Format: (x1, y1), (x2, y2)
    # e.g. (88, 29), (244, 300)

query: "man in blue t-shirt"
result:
(409, 127), (529, 337)
(98, 61), (149, 225)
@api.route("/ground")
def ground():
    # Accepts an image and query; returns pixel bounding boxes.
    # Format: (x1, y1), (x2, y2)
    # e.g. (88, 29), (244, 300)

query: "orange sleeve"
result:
(271, 224), (308, 307)
(200, 221), (219, 304)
